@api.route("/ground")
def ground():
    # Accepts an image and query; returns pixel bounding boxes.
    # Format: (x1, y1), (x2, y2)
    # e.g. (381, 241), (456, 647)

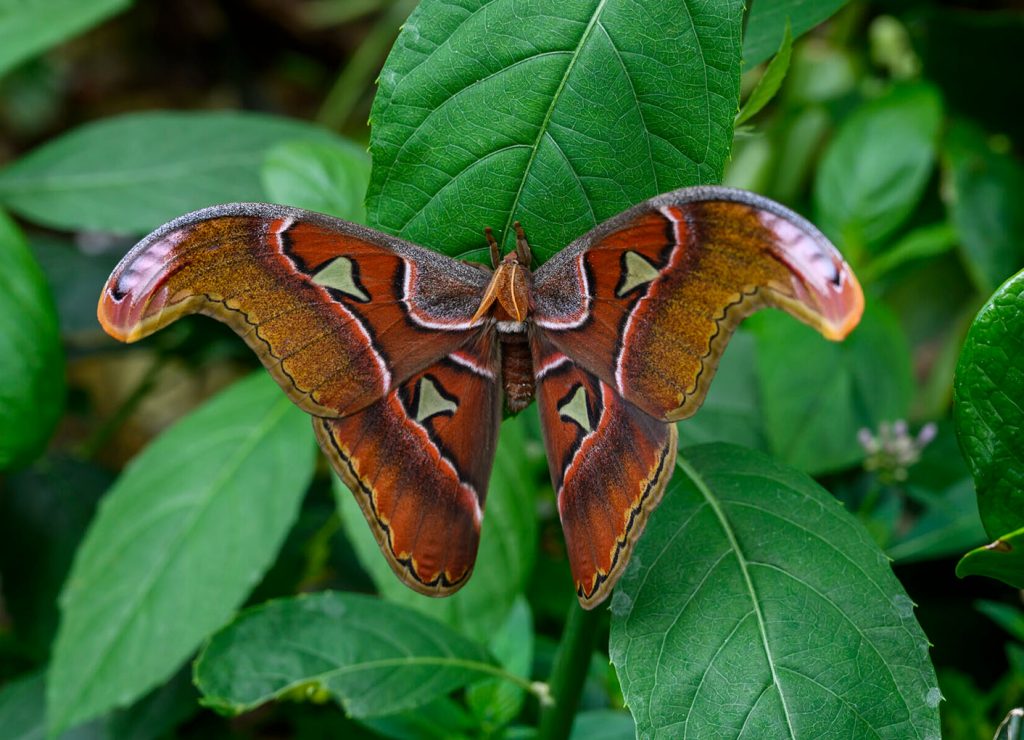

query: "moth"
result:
(98, 186), (863, 608)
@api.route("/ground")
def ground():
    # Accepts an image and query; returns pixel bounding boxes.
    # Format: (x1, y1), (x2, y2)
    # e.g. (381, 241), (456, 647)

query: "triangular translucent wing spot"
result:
(311, 256), (371, 302)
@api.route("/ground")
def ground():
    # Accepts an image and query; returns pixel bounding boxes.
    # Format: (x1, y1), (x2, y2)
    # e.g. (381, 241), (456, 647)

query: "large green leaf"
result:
(0, 112), (344, 233)
(609, 444), (941, 738)
(753, 301), (914, 475)
(0, 0), (130, 78)
(954, 268), (1024, 539)
(0, 211), (64, 469)
(366, 0), (744, 264)
(944, 120), (1024, 295)
(194, 591), (500, 718)
(814, 83), (943, 257)
(334, 415), (538, 643)
(742, 0), (850, 68)
(47, 373), (315, 735)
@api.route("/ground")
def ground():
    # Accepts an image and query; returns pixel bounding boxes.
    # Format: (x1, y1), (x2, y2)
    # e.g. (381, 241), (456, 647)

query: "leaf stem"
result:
(537, 601), (602, 740)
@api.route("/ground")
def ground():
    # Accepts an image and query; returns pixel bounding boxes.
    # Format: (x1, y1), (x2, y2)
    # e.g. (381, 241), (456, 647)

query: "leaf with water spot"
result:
(366, 0), (744, 264)
(608, 444), (941, 738)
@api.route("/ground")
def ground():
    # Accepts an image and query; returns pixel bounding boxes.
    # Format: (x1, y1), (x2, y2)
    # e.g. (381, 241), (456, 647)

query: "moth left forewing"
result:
(533, 338), (676, 608)
(532, 186), (864, 423)
(316, 331), (501, 595)
(99, 204), (491, 419)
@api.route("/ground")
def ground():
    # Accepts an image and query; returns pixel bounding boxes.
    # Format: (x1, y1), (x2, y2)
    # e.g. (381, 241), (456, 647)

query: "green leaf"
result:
(0, 457), (110, 657)
(570, 709), (636, 739)
(0, 211), (64, 470)
(0, 671), (106, 740)
(194, 591), (501, 718)
(742, 0), (850, 68)
(0, 667), (198, 740)
(28, 235), (120, 339)
(47, 373), (315, 734)
(609, 444), (941, 738)
(814, 83), (943, 256)
(859, 222), (959, 284)
(0, 0), (130, 78)
(954, 268), (1024, 538)
(335, 415), (538, 643)
(367, 0), (744, 264)
(736, 22), (793, 126)
(467, 597), (533, 730)
(676, 330), (766, 451)
(261, 139), (371, 223)
(885, 480), (987, 564)
(753, 301), (914, 475)
(957, 527), (1024, 590)
(944, 120), (1024, 295)
(359, 697), (477, 740)
(0, 111), (343, 233)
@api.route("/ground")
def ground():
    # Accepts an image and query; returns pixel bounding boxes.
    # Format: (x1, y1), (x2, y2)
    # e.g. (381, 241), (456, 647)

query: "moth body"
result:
(477, 223), (538, 412)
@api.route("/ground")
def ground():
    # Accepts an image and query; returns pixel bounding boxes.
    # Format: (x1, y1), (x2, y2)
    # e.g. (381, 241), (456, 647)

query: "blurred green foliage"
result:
(1, 1), (1023, 738)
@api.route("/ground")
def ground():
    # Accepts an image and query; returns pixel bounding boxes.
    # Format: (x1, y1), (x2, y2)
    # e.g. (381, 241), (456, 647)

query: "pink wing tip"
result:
(97, 231), (182, 343)
(759, 211), (865, 341)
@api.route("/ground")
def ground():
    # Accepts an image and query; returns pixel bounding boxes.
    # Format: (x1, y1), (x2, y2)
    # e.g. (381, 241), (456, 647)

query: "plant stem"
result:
(316, 0), (417, 131)
(537, 602), (603, 740)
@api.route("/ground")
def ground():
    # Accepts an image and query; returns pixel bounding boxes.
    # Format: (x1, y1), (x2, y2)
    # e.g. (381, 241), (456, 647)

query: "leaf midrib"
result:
(677, 457), (797, 739)
(51, 393), (295, 732)
(498, 0), (610, 248)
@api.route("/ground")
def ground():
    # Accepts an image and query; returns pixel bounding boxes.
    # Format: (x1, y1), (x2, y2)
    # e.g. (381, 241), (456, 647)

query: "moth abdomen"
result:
(501, 334), (534, 412)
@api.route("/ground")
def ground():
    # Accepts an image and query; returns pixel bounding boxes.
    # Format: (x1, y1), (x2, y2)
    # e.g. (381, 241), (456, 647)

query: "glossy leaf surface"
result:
(954, 268), (1024, 538)
(609, 444), (941, 738)
(0, 112), (343, 232)
(367, 0), (744, 264)
(194, 592), (499, 718)
(0, 211), (64, 469)
(47, 374), (314, 734)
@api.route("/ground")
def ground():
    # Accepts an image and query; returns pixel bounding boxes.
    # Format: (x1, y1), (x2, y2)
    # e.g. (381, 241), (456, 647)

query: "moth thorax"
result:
(501, 335), (535, 412)
(495, 263), (531, 322)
